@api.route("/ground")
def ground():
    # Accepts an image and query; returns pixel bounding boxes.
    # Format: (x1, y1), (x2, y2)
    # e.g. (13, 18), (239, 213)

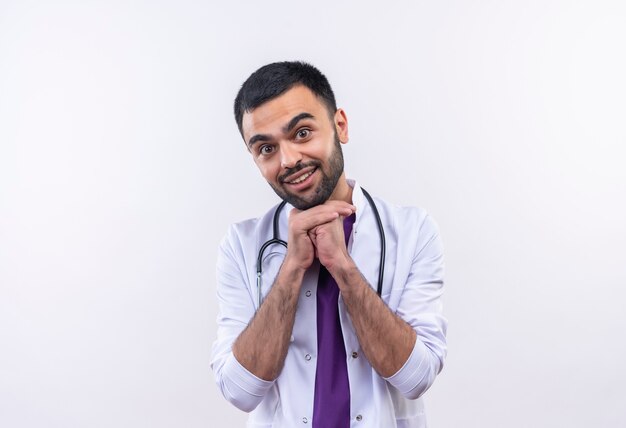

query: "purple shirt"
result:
(312, 213), (356, 428)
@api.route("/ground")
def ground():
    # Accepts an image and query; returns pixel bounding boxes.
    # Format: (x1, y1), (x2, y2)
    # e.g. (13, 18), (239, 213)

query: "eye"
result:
(258, 144), (274, 156)
(295, 128), (310, 140)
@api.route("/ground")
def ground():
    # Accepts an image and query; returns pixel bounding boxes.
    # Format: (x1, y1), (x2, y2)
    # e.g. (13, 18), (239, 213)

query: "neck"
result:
(329, 173), (353, 204)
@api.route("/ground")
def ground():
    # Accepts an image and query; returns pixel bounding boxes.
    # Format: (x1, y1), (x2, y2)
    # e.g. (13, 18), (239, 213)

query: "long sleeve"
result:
(383, 213), (447, 399)
(210, 225), (275, 412)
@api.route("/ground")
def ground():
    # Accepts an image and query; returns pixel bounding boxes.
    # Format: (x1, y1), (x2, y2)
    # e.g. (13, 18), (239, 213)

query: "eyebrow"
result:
(247, 134), (270, 148)
(247, 112), (315, 148)
(283, 112), (314, 134)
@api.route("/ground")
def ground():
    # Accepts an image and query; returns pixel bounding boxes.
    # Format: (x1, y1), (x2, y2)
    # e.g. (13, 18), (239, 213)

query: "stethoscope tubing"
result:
(361, 188), (386, 296)
(256, 189), (385, 308)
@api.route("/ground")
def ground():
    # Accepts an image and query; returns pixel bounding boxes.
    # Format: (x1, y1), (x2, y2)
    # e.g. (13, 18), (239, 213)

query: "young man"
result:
(211, 61), (447, 427)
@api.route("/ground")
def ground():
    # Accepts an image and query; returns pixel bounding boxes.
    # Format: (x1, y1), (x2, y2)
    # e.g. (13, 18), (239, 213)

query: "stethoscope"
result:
(256, 188), (386, 308)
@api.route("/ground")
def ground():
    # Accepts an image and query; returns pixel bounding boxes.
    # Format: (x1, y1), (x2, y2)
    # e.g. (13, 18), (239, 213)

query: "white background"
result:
(1, 1), (625, 427)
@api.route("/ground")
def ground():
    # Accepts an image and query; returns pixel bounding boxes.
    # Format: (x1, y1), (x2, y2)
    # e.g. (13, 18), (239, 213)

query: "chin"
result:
(285, 196), (322, 211)
(270, 175), (337, 210)
(279, 189), (327, 211)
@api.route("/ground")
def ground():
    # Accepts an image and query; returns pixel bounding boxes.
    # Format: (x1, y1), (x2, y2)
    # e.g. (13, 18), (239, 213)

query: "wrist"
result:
(326, 254), (357, 284)
(280, 256), (309, 281)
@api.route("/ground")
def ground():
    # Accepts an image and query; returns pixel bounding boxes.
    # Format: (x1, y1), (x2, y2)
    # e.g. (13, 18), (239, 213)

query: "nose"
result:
(280, 143), (302, 169)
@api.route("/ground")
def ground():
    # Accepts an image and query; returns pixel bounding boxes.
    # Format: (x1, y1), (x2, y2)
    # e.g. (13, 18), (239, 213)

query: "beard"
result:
(268, 133), (344, 210)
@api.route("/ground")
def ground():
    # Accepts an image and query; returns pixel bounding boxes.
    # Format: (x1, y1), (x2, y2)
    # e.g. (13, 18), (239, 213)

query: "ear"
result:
(334, 108), (349, 144)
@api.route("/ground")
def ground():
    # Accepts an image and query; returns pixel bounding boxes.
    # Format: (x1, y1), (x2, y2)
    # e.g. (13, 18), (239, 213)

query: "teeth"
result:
(288, 169), (314, 184)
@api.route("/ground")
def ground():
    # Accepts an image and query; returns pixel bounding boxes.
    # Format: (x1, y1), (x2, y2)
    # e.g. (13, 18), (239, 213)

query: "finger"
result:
(321, 200), (356, 213)
(326, 205), (355, 218)
(299, 202), (355, 219)
(295, 210), (340, 231)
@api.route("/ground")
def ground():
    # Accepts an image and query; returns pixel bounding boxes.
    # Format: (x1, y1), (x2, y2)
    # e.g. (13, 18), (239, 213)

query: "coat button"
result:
(305, 354), (311, 361)
(356, 414), (363, 421)
(351, 351), (358, 359)
(302, 417), (308, 423)
(305, 290), (311, 297)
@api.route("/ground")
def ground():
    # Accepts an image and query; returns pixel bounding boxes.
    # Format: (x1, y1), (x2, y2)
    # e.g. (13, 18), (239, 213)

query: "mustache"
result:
(279, 161), (320, 183)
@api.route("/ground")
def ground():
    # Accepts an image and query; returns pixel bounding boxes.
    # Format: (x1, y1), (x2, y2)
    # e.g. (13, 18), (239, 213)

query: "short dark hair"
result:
(234, 61), (337, 136)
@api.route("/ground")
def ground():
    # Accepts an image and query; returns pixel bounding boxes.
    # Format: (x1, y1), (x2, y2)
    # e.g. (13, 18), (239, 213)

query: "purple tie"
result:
(312, 213), (355, 428)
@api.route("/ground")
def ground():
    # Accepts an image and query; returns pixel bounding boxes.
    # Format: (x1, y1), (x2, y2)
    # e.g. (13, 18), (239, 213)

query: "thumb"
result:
(307, 229), (317, 247)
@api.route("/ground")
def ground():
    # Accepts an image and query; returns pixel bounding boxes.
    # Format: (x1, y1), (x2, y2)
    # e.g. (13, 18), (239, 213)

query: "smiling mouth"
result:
(284, 167), (317, 185)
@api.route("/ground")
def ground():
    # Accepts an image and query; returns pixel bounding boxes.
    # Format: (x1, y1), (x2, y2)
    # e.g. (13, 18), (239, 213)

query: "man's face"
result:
(241, 85), (349, 210)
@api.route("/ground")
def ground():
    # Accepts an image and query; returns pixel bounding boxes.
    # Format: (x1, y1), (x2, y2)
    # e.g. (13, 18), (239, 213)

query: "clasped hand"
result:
(285, 201), (356, 272)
